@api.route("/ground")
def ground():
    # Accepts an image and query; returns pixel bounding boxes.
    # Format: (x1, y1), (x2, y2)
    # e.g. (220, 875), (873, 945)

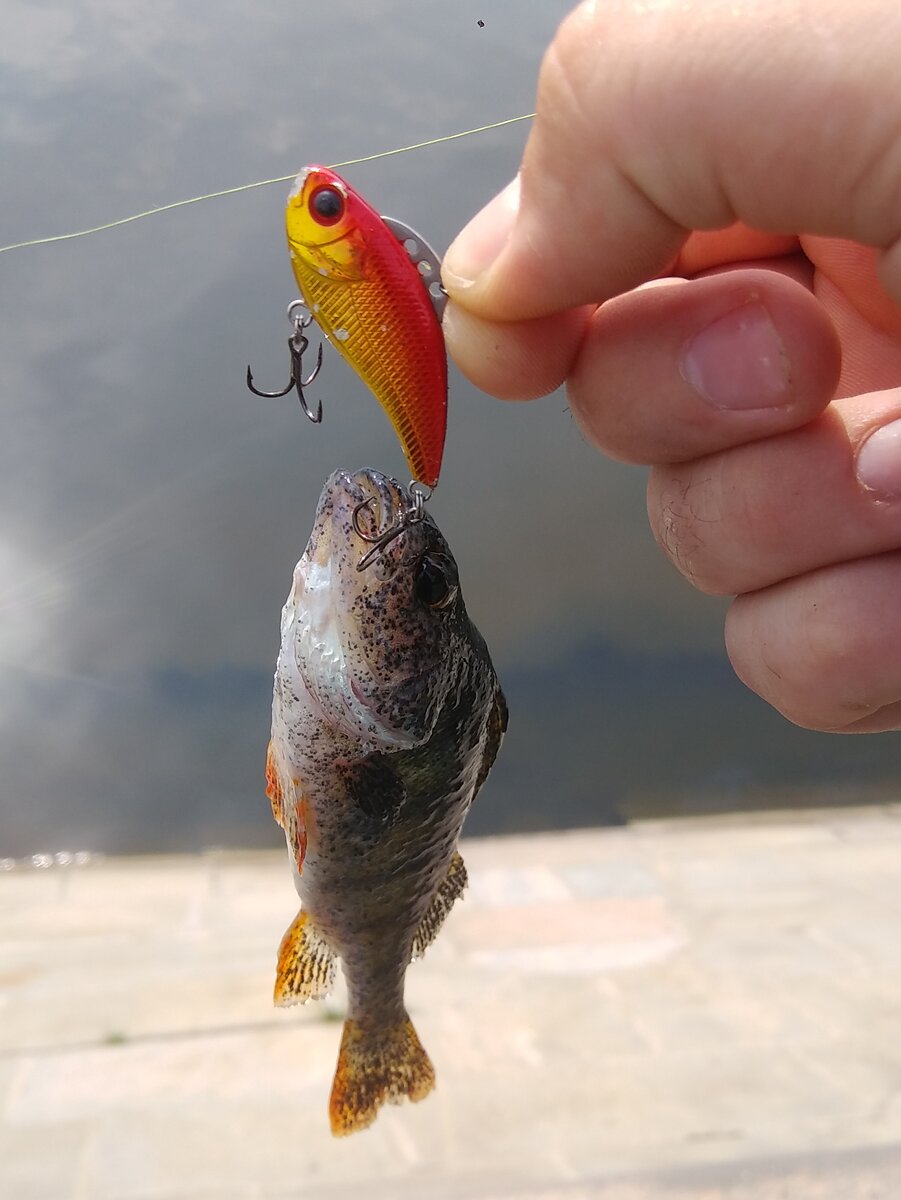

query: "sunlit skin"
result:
(441, 0), (901, 733)
(286, 166), (447, 488)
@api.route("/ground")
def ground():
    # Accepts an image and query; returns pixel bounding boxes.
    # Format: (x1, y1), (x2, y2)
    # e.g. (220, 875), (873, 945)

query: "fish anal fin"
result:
(274, 909), (336, 1007)
(411, 850), (467, 960)
(329, 1014), (435, 1136)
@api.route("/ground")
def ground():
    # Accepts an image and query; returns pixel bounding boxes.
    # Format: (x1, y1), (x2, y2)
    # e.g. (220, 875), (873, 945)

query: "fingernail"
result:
(856, 419), (901, 499)
(442, 175), (520, 292)
(680, 302), (790, 409)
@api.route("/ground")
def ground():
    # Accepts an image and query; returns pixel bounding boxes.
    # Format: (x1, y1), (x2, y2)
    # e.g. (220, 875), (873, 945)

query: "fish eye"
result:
(414, 555), (456, 610)
(310, 185), (344, 225)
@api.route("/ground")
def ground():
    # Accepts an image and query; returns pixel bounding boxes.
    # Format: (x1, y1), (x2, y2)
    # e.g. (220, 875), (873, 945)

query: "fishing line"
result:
(0, 112), (535, 258)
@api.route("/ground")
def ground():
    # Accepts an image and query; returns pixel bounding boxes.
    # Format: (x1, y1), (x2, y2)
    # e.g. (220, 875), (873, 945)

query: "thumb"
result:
(443, 0), (901, 321)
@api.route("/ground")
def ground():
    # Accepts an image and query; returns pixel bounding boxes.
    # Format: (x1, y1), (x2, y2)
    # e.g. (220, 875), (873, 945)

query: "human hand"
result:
(441, 0), (901, 733)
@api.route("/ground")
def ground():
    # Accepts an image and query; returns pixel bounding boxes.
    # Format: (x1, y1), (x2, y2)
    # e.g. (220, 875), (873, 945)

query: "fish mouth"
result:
(334, 469), (408, 547)
(304, 469), (407, 568)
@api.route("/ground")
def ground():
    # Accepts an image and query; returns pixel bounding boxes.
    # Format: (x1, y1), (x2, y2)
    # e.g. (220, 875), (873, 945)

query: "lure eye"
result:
(309, 185), (345, 225)
(414, 555), (456, 610)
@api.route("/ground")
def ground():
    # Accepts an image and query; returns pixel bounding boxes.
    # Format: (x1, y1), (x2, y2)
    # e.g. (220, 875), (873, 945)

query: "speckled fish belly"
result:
(266, 468), (506, 1135)
(285, 167), (447, 489)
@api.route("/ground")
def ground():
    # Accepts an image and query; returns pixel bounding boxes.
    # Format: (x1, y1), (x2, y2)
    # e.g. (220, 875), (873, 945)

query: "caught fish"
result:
(285, 167), (448, 489)
(266, 468), (506, 1135)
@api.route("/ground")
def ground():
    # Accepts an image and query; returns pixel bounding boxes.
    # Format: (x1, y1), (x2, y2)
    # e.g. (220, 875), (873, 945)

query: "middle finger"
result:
(567, 268), (838, 465)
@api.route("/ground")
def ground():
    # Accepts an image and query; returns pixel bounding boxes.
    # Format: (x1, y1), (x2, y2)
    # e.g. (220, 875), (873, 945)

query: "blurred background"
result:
(1, 0), (899, 861)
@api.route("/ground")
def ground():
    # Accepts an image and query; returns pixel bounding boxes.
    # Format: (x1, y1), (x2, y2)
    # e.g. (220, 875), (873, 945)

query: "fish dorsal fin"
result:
(410, 851), (468, 961)
(274, 909), (337, 1006)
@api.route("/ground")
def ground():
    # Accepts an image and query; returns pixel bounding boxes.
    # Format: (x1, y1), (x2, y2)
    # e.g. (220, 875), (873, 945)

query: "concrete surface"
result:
(3, 805), (901, 1198)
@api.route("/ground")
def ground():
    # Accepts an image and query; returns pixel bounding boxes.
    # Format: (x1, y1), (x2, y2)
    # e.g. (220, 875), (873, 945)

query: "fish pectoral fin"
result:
(411, 850), (467, 960)
(267, 744), (310, 874)
(265, 741), (285, 829)
(273, 909), (336, 1007)
(329, 1013), (435, 1137)
(475, 689), (508, 794)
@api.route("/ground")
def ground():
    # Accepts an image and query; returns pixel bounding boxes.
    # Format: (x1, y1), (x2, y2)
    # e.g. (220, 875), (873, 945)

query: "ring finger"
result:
(648, 387), (901, 595)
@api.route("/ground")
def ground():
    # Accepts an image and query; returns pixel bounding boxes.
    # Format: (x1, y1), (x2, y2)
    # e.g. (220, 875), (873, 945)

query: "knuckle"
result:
(647, 464), (733, 594)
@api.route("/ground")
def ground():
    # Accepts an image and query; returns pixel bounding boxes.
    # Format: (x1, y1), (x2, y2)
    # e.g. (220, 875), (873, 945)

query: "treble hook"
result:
(246, 300), (324, 423)
(351, 482), (431, 571)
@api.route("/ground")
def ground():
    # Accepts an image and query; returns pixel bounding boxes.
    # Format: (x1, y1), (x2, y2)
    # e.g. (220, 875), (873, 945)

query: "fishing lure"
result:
(248, 167), (448, 490)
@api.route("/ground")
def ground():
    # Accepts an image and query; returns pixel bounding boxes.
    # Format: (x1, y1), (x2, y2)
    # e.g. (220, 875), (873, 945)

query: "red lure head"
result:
(286, 166), (384, 283)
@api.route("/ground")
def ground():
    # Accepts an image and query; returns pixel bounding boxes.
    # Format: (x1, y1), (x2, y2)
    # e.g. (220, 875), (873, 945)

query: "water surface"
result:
(1, 0), (898, 857)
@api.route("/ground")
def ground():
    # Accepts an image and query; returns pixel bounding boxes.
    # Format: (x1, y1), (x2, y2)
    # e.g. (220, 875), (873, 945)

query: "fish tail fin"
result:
(273, 909), (336, 1006)
(329, 1012), (435, 1136)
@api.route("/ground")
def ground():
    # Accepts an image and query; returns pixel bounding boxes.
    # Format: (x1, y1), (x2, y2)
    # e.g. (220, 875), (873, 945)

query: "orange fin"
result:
(411, 850), (467, 960)
(329, 1014), (435, 1136)
(274, 909), (336, 1006)
(266, 745), (309, 874)
(292, 801), (309, 876)
(265, 741), (285, 828)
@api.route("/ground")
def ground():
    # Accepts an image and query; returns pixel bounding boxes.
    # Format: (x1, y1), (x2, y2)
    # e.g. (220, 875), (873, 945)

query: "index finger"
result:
(442, 0), (901, 321)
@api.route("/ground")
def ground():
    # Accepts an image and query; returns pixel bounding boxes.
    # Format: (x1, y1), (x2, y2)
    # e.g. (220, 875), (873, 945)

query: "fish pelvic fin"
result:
(274, 909), (336, 1006)
(411, 850), (467, 960)
(329, 1013), (435, 1136)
